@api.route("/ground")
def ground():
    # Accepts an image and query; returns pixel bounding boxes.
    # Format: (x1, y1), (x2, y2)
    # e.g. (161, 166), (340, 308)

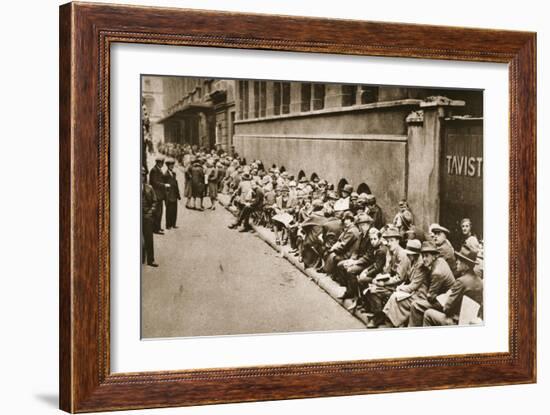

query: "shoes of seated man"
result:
(147, 262), (159, 268)
(239, 227), (252, 232)
(228, 223), (238, 229)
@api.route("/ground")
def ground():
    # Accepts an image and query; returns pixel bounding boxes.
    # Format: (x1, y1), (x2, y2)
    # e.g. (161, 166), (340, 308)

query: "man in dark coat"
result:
(149, 156), (168, 234)
(423, 246), (483, 326)
(324, 211), (361, 280)
(337, 213), (374, 299)
(163, 158), (180, 229)
(142, 167), (158, 267)
(190, 159), (206, 210)
(408, 242), (456, 326)
(365, 194), (384, 230)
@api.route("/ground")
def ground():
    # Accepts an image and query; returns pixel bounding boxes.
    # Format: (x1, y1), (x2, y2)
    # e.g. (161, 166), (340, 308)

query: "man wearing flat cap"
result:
(423, 246), (483, 326)
(408, 241), (456, 326)
(429, 223), (456, 274)
(149, 156), (169, 234)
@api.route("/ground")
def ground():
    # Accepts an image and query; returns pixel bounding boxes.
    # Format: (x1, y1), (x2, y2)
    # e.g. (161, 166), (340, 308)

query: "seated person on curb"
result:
(429, 223), (456, 274)
(228, 180), (263, 232)
(323, 211), (360, 280)
(423, 246), (483, 326)
(337, 213), (375, 301)
(272, 185), (298, 245)
(382, 239), (430, 327)
(316, 209), (344, 271)
(356, 228), (388, 295)
(363, 226), (410, 328)
(408, 241), (456, 327)
(293, 199), (325, 262)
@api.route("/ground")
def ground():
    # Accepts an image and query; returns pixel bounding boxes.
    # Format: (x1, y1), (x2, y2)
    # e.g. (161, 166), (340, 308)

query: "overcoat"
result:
(190, 163), (205, 198)
(149, 164), (166, 201)
(163, 169), (180, 202)
(383, 257), (429, 326)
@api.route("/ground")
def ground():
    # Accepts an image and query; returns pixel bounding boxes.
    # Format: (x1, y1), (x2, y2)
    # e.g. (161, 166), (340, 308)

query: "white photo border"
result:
(110, 43), (509, 373)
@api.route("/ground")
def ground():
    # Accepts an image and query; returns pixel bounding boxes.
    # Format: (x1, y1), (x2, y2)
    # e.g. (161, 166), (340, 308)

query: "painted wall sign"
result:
(446, 155), (483, 177)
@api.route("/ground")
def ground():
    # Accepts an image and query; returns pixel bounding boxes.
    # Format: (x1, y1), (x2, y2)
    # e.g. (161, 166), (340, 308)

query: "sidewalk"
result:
(217, 194), (370, 327)
(148, 152), (369, 327)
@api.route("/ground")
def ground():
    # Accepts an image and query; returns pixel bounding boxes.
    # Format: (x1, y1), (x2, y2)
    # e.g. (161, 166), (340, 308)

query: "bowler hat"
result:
(455, 246), (478, 267)
(366, 194), (376, 203)
(420, 241), (439, 254)
(350, 192), (359, 200)
(155, 155), (165, 162)
(430, 223), (450, 235)
(165, 158), (175, 165)
(404, 239), (422, 255)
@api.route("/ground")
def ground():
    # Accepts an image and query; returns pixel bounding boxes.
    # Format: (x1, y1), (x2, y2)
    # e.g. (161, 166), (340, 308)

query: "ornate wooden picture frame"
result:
(59, 2), (536, 412)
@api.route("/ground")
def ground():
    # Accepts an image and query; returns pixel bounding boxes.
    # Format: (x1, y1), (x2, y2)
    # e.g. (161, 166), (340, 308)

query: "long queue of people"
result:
(151, 143), (484, 329)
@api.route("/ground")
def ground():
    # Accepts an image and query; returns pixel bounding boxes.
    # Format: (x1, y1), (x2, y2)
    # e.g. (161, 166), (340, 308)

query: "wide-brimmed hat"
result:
(430, 223), (450, 235)
(355, 213), (374, 225)
(404, 239), (422, 255)
(382, 227), (401, 240)
(350, 192), (359, 200)
(455, 246), (478, 266)
(366, 194), (376, 203)
(420, 241), (440, 254)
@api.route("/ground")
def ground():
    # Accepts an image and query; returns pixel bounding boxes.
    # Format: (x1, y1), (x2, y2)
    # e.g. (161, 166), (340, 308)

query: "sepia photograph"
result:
(140, 75), (484, 338)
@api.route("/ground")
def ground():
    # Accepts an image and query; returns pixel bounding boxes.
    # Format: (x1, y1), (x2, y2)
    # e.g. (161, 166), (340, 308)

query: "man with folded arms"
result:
(383, 239), (430, 327)
(324, 211), (360, 280)
(408, 241), (456, 327)
(423, 246), (483, 326)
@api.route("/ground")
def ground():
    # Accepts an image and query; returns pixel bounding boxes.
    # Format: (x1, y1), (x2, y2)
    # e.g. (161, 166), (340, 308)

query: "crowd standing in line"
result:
(143, 141), (484, 329)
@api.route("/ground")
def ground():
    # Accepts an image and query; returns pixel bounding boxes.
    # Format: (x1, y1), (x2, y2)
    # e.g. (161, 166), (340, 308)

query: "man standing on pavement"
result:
(163, 158), (180, 230)
(142, 167), (158, 267)
(149, 156), (169, 234)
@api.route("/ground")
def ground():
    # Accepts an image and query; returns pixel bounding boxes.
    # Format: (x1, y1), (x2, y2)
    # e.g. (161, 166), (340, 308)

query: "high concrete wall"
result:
(233, 134), (406, 217)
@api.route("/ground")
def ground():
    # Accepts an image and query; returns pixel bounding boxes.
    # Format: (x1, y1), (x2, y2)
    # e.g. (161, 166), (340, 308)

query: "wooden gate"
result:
(439, 118), (483, 248)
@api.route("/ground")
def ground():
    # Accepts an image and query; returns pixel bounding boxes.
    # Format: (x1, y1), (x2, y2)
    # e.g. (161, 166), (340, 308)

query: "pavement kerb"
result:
(217, 194), (370, 327)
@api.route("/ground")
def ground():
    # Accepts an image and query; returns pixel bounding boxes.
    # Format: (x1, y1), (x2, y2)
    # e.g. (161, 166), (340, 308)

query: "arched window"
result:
(337, 178), (349, 196)
(310, 172), (319, 182)
(357, 182), (372, 195)
(280, 166), (286, 173)
(298, 170), (306, 181)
